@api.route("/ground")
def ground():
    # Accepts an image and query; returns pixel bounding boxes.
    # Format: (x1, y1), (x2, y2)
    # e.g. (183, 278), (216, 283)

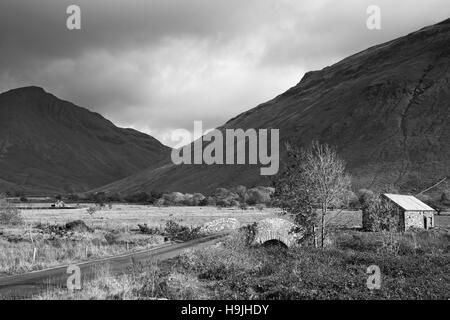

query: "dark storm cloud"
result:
(0, 0), (449, 146)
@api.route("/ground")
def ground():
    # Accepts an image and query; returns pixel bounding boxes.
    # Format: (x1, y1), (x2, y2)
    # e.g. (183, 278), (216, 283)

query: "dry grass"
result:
(34, 228), (450, 300)
(19, 204), (277, 229)
(0, 204), (277, 276)
(0, 234), (164, 276)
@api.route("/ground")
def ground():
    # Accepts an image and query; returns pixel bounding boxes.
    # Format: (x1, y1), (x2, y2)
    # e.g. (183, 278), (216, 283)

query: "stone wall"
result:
(253, 218), (305, 247)
(404, 211), (434, 230)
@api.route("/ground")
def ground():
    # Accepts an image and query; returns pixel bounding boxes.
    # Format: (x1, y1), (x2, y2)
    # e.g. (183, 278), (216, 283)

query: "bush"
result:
(86, 206), (97, 216)
(205, 197), (216, 206)
(163, 220), (202, 241)
(162, 192), (185, 206)
(213, 188), (239, 207)
(192, 193), (206, 206)
(357, 189), (375, 207)
(361, 194), (399, 232)
(182, 194), (195, 206)
(233, 185), (248, 203)
(0, 194), (23, 225)
(347, 191), (360, 209)
(246, 187), (272, 205)
(137, 223), (161, 235)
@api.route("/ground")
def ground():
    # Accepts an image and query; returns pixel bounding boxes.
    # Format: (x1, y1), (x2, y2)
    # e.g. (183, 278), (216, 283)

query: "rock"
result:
(201, 218), (241, 234)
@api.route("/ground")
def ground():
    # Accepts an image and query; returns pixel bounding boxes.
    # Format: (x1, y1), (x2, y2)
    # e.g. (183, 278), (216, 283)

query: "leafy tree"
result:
(274, 141), (351, 247)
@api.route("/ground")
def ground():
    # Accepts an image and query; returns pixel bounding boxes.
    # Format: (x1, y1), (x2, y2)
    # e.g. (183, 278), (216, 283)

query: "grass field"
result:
(18, 204), (276, 228)
(35, 227), (450, 300)
(0, 204), (276, 276)
(1, 204), (449, 299)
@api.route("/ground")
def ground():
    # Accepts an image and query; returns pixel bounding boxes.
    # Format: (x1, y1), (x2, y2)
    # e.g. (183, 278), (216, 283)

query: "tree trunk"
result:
(313, 225), (317, 248)
(321, 205), (327, 248)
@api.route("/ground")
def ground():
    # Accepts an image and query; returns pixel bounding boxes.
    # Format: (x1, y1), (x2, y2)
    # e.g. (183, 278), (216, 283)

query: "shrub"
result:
(205, 197), (216, 206)
(182, 194), (195, 206)
(357, 189), (375, 207)
(163, 220), (202, 241)
(233, 185), (248, 203)
(361, 194), (399, 232)
(0, 194), (23, 225)
(192, 193), (206, 206)
(213, 188), (239, 207)
(86, 206), (97, 216)
(138, 223), (161, 235)
(246, 187), (272, 205)
(347, 191), (360, 209)
(198, 197), (209, 206)
(162, 192), (185, 205)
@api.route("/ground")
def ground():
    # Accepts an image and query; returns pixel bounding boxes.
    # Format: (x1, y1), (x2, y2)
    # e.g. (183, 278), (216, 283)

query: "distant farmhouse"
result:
(363, 194), (436, 232)
(51, 200), (66, 208)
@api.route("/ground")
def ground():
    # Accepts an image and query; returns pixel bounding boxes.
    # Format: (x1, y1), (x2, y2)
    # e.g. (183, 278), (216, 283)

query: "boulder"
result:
(201, 218), (241, 234)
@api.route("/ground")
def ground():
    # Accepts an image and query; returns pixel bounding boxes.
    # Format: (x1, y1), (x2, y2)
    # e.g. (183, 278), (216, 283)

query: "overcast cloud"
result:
(0, 0), (449, 146)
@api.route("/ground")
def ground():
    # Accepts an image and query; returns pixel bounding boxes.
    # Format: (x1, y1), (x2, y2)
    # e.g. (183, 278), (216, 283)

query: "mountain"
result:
(96, 19), (450, 196)
(0, 86), (171, 194)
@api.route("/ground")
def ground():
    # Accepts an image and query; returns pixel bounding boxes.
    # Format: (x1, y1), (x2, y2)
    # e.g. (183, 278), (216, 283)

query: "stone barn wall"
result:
(404, 211), (434, 230)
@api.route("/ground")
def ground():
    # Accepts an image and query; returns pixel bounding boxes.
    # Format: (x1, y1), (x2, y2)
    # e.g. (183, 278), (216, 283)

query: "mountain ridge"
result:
(0, 86), (171, 194)
(95, 18), (450, 195)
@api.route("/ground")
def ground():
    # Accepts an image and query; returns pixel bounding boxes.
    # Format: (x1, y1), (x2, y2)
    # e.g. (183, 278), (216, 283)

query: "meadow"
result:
(1, 203), (449, 300)
(0, 204), (275, 276)
(36, 225), (450, 300)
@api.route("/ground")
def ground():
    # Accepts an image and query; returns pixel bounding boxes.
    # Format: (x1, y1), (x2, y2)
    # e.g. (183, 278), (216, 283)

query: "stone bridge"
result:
(253, 218), (305, 247)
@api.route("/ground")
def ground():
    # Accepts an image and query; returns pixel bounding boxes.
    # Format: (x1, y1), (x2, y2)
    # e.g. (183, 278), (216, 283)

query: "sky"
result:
(0, 0), (449, 147)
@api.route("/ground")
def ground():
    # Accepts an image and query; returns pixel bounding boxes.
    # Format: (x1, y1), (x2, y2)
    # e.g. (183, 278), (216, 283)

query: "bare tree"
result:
(274, 141), (351, 247)
(0, 193), (23, 225)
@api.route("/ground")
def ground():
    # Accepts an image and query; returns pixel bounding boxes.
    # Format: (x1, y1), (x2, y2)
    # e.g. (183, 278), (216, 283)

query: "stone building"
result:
(363, 193), (436, 232)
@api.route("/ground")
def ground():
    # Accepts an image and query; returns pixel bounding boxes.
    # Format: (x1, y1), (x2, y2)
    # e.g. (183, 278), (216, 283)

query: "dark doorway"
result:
(423, 216), (428, 229)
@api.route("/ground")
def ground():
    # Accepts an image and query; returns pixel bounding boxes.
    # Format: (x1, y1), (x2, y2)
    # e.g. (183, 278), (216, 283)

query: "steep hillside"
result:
(100, 19), (450, 195)
(0, 86), (170, 194)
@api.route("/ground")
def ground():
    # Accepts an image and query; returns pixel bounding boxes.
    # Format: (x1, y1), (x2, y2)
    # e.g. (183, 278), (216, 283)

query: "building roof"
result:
(383, 194), (436, 212)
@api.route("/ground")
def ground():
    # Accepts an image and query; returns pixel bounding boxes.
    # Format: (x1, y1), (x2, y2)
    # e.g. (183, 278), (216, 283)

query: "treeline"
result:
(63, 185), (275, 208)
